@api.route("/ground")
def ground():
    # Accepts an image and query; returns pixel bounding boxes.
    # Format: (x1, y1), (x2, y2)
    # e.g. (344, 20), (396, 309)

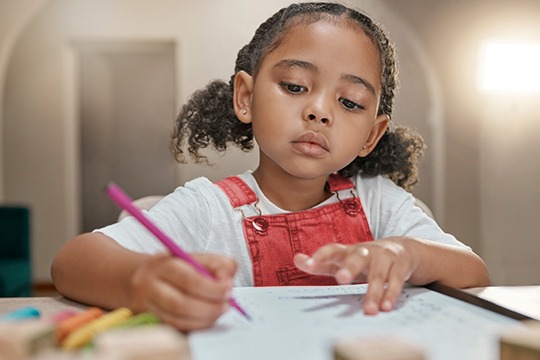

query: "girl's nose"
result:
(304, 94), (333, 125)
(307, 113), (330, 124)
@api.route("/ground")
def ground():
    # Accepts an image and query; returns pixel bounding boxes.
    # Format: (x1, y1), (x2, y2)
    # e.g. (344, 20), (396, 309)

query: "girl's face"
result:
(235, 19), (389, 182)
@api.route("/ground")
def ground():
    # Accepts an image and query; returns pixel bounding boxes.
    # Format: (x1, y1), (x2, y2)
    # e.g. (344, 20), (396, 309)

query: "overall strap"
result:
(326, 173), (355, 192)
(214, 176), (258, 208)
(216, 173), (355, 207)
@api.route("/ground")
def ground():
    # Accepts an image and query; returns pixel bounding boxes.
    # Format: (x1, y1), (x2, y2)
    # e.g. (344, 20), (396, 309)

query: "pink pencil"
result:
(106, 182), (251, 320)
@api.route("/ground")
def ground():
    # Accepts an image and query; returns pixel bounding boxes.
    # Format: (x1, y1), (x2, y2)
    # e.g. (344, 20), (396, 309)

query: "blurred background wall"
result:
(0, 0), (539, 288)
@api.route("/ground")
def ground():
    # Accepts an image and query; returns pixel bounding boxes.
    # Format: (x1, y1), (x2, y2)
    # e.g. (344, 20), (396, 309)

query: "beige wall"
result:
(0, 0), (50, 199)
(389, 0), (540, 285)
(2, 0), (538, 285)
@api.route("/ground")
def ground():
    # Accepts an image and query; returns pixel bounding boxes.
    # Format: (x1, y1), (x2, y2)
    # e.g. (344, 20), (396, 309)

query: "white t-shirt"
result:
(97, 171), (468, 286)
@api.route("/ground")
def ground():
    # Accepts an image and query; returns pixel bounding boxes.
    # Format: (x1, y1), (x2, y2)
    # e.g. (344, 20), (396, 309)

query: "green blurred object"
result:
(0, 206), (31, 297)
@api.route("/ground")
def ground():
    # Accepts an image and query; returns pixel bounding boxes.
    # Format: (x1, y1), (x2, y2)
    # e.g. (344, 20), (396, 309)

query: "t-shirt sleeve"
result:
(356, 175), (471, 249)
(95, 177), (214, 254)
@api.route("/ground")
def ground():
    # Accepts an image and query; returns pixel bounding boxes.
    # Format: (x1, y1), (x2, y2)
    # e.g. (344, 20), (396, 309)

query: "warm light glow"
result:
(481, 42), (540, 93)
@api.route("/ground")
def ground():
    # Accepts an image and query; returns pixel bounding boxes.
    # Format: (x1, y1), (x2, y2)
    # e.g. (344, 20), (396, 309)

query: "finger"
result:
(159, 308), (223, 332)
(294, 252), (342, 277)
(295, 244), (349, 276)
(309, 243), (348, 264)
(192, 253), (237, 280)
(148, 278), (229, 325)
(379, 264), (407, 312)
(147, 290), (228, 332)
(335, 246), (371, 284)
(160, 258), (233, 303)
(293, 253), (313, 271)
(363, 255), (393, 315)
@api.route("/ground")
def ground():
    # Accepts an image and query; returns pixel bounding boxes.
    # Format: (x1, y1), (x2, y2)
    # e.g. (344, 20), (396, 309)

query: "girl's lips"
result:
(291, 132), (329, 156)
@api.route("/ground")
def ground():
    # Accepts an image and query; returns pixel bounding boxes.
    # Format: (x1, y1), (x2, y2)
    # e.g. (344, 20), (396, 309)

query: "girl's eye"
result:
(279, 82), (307, 94)
(339, 97), (365, 111)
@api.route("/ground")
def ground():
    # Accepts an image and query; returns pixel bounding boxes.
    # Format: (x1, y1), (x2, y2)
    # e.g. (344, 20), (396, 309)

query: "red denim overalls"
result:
(215, 173), (373, 286)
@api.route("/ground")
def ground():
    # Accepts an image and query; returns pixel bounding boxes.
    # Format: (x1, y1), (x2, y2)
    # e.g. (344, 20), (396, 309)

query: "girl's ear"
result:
(233, 70), (254, 124)
(359, 114), (389, 157)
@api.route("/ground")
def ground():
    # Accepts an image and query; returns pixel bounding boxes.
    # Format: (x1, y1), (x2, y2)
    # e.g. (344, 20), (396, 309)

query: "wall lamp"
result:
(480, 42), (540, 93)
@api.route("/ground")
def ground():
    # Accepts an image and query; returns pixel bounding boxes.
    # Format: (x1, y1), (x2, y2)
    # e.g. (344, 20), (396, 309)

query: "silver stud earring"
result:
(242, 109), (247, 115)
(362, 145), (367, 149)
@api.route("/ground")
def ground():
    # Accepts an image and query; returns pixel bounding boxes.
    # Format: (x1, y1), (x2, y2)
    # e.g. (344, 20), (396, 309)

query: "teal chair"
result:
(0, 206), (31, 297)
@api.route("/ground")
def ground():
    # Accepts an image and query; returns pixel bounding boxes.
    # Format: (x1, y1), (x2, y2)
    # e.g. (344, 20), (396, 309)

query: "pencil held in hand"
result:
(105, 182), (251, 320)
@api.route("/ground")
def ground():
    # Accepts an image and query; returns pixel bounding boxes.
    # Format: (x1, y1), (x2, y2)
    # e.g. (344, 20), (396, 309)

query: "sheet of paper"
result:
(189, 285), (523, 360)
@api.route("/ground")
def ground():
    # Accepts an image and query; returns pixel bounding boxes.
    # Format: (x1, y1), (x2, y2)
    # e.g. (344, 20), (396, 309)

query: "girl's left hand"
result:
(293, 238), (419, 315)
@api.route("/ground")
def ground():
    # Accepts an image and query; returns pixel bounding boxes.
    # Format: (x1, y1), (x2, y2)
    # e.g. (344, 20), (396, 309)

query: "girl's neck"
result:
(252, 167), (331, 212)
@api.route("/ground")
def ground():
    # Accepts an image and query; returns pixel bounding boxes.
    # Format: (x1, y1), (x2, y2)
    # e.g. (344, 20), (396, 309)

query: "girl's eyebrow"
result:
(342, 74), (376, 96)
(274, 59), (317, 71)
(273, 58), (376, 96)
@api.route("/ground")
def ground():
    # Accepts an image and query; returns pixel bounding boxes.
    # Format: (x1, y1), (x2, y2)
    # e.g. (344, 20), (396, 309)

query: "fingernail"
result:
(365, 301), (378, 315)
(336, 269), (352, 284)
(382, 300), (393, 311)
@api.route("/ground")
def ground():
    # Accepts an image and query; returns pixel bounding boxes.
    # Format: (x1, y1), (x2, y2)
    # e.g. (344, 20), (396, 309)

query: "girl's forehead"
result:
(274, 16), (371, 50)
(259, 19), (382, 84)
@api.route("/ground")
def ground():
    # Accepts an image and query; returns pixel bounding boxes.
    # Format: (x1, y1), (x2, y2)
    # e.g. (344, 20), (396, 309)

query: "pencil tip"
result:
(240, 309), (252, 321)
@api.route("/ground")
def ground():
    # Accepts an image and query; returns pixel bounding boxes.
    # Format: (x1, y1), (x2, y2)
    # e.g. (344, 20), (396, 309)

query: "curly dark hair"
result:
(171, 2), (425, 191)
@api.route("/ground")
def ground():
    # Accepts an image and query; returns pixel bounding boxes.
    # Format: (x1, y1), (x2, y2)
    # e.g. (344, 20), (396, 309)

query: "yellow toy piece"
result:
(61, 307), (133, 350)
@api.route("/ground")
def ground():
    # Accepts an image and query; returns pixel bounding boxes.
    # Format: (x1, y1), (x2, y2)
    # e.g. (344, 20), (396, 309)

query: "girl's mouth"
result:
(291, 132), (329, 156)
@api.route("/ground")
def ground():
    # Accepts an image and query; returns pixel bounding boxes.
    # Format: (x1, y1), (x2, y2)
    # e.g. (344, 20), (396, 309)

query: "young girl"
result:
(51, 2), (490, 331)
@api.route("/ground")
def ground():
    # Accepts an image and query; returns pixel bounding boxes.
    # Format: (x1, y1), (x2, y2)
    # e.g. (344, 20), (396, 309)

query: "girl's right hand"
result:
(128, 253), (237, 331)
